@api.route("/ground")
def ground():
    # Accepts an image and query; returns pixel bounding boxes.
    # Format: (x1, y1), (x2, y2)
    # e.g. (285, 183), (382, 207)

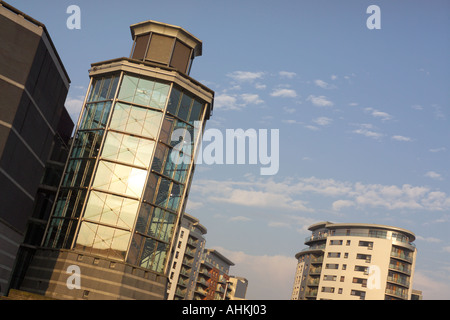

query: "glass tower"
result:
(19, 20), (214, 300)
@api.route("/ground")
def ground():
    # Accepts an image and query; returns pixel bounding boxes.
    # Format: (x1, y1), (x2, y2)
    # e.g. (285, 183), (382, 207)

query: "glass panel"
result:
(110, 229), (131, 260)
(62, 159), (95, 188)
(151, 144), (168, 174)
(168, 183), (183, 211)
(189, 100), (203, 125)
(135, 202), (154, 234)
(75, 221), (97, 253)
(110, 103), (163, 139)
(159, 115), (175, 144)
(92, 225), (114, 257)
(88, 76), (119, 102)
(150, 82), (170, 110)
(143, 174), (158, 204)
(139, 238), (157, 270)
(155, 177), (171, 208)
(167, 87), (181, 115)
(70, 130), (104, 158)
(118, 75), (138, 103)
(102, 131), (155, 168)
(177, 93), (192, 121)
(92, 161), (147, 198)
(99, 77), (112, 101)
(134, 78), (155, 106)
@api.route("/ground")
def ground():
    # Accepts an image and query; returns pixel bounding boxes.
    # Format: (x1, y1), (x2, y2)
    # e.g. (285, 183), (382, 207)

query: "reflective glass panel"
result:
(167, 87), (181, 115)
(84, 191), (139, 229)
(102, 131), (155, 168)
(110, 103), (163, 140)
(118, 75), (138, 103)
(92, 161), (147, 198)
(189, 100), (203, 125)
(177, 93), (192, 121)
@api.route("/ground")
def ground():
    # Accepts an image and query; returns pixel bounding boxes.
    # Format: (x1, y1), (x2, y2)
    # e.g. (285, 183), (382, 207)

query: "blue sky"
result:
(9, 0), (450, 299)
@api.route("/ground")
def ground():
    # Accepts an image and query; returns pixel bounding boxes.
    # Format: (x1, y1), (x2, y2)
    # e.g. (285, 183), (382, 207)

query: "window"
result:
(353, 277), (367, 287)
(356, 253), (372, 263)
(338, 288), (343, 294)
(327, 252), (341, 258)
(342, 264), (347, 270)
(340, 276), (345, 282)
(346, 240), (351, 246)
(359, 240), (373, 249)
(323, 275), (337, 281)
(344, 253), (349, 258)
(325, 263), (339, 269)
(351, 290), (366, 300)
(329, 240), (343, 245)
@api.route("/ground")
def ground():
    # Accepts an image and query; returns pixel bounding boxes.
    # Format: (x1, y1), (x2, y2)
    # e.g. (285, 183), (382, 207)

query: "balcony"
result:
(385, 288), (408, 300)
(305, 234), (328, 245)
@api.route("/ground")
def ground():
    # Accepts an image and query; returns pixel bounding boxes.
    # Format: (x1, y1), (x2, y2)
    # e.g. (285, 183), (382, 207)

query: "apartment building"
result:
(167, 214), (248, 300)
(291, 221), (417, 300)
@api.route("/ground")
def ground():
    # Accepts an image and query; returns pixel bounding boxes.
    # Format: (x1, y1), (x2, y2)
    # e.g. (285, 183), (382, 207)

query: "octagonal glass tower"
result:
(19, 21), (214, 300)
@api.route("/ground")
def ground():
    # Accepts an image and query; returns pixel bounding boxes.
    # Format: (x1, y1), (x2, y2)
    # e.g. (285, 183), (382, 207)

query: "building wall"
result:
(20, 248), (166, 300)
(292, 222), (417, 300)
(0, 2), (70, 296)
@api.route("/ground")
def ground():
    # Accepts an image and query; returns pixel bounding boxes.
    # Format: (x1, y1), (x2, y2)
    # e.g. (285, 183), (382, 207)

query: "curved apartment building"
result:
(291, 222), (417, 300)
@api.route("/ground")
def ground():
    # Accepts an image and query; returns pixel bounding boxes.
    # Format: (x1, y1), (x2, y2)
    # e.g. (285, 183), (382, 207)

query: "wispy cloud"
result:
(313, 117), (333, 126)
(191, 176), (450, 213)
(214, 93), (239, 110)
(227, 71), (265, 82)
(352, 123), (384, 140)
(314, 79), (335, 89)
(425, 171), (444, 181)
(429, 147), (446, 153)
(279, 71), (297, 79)
(392, 135), (412, 142)
(307, 95), (334, 107)
(365, 107), (393, 121)
(240, 93), (264, 105)
(271, 88), (298, 98)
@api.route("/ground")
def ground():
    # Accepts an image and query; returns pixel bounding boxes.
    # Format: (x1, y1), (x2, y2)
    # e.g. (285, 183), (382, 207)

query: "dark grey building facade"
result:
(0, 1), (73, 296)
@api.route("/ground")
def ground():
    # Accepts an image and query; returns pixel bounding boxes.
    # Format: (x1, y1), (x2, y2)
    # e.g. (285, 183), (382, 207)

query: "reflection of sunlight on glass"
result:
(128, 168), (147, 197)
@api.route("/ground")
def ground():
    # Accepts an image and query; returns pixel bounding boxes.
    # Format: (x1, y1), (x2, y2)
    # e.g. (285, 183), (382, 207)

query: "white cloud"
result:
(429, 147), (446, 153)
(330, 75), (338, 80)
(313, 117), (333, 126)
(305, 125), (319, 131)
(314, 79), (335, 89)
(353, 126), (384, 140)
(392, 135), (412, 142)
(214, 94), (239, 110)
(279, 71), (297, 79)
(254, 83), (267, 90)
(314, 79), (329, 88)
(271, 88), (298, 98)
(65, 96), (84, 117)
(240, 93), (264, 105)
(424, 171), (444, 181)
(365, 107), (393, 121)
(191, 176), (450, 213)
(332, 200), (355, 211)
(227, 71), (265, 82)
(307, 95), (334, 107)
